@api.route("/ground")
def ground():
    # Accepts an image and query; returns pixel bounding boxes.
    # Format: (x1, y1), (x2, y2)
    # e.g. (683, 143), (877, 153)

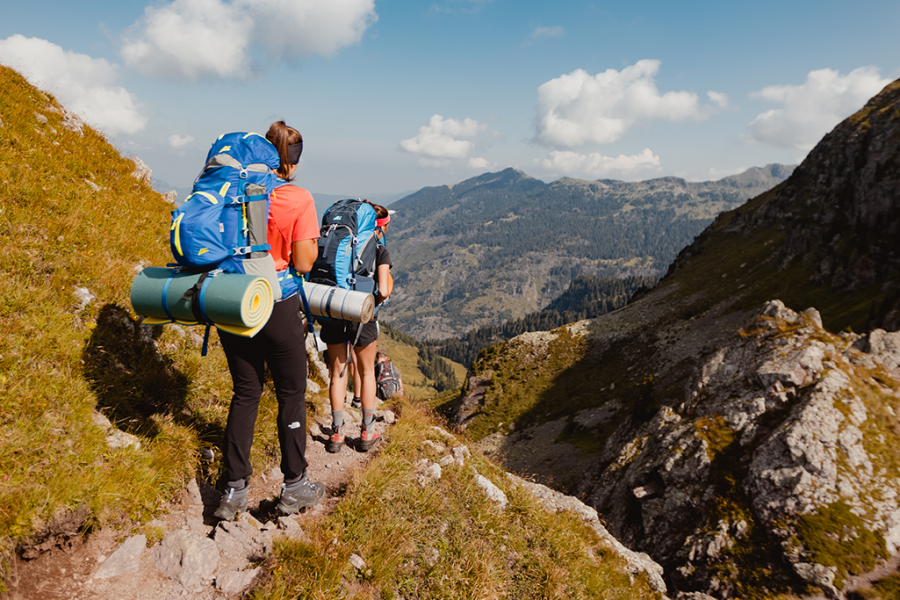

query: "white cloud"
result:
(467, 157), (494, 169)
(537, 148), (661, 178)
(530, 25), (565, 40)
(399, 115), (493, 160)
(0, 35), (147, 135)
(534, 59), (714, 148)
(121, 0), (377, 80)
(168, 134), (195, 148)
(747, 66), (891, 150)
(707, 91), (730, 109)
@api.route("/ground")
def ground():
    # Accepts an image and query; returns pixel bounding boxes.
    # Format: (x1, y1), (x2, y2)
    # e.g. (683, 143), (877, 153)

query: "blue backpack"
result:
(169, 132), (280, 277)
(167, 132), (288, 353)
(308, 199), (382, 322)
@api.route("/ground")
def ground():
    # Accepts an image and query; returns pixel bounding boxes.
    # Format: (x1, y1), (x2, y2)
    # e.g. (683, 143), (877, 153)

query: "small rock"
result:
(349, 553), (367, 571)
(153, 530), (219, 588)
(413, 459), (442, 486)
(451, 445), (470, 465)
(423, 546), (439, 567)
(422, 440), (446, 454)
(472, 471), (508, 510)
(430, 426), (456, 441)
(181, 514), (206, 535)
(91, 410), (112, 429)
(276, 516), (309, 542)
(74, 287), (95, 312)
(215, 567), (260, 595)
(131, 156), (153, 186)
(106, 429), (141, 450)
(215, 519), (271, 561)
(183, 479), (204, 506)
(793, 562), (836, 587)
(92, 534), (146, 579)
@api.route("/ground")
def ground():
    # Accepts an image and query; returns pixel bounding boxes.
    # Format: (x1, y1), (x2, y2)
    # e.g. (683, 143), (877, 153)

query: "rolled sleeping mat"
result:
(130, 266), (274, 337)
(303, 281), (375, 323)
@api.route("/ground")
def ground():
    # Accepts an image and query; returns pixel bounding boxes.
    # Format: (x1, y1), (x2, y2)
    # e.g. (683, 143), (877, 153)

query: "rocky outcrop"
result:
(580, 301), (900, 598)
(459, 296), (900, 598)
(131, 156), (153, 187)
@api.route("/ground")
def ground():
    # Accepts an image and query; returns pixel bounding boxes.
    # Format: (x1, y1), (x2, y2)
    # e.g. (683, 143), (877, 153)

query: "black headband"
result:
(287, 140), (303, 164)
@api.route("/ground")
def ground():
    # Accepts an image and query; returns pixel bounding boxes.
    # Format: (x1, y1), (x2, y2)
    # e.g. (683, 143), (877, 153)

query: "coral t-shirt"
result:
(267, 184), (319, 272)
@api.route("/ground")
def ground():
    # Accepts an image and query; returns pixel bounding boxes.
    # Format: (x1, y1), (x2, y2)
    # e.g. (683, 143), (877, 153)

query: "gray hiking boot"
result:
(214, 485), (249, 521)
(277, 474), (325, 514)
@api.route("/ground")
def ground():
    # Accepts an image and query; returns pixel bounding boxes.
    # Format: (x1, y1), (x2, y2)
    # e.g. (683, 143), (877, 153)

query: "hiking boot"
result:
(214, 486), (248, 521)
(358, 422), (382, 452)
(350, 396), (361, 409)
(277, 475), (325, 514)
(325, 423), (344, 453)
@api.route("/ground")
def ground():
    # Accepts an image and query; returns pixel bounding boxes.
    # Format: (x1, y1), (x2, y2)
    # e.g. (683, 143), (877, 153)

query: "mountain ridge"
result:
(384, 163), (795, 339)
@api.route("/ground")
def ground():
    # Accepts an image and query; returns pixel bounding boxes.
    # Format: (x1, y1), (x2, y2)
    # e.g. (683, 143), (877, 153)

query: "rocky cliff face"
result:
(668, 80), (900, 332)
(588, 301), (900, 598)
(449, 80), (900, 598)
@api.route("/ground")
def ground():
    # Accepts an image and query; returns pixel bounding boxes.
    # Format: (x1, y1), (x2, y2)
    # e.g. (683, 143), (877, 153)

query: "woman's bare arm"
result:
(292, 238), (318, 274)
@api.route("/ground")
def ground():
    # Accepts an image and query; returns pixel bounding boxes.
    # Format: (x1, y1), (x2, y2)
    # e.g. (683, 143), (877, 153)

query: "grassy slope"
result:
(0, 65), (295, 579)
(0, 66), (657, 597)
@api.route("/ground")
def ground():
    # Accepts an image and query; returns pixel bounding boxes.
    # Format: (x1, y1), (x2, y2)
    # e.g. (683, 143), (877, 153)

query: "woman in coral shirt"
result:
(214, 121), (324, 521)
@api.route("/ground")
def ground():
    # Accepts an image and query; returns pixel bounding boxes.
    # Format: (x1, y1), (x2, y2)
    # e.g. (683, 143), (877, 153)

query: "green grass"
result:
(795, 501), (888, 590)
(463, 327), (590, 441)
(251, 400), (662, 600)
(661, 174), (897, 335)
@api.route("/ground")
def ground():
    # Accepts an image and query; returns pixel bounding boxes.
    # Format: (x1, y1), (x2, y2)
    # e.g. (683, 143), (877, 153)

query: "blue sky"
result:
(1, 0), (898, 196)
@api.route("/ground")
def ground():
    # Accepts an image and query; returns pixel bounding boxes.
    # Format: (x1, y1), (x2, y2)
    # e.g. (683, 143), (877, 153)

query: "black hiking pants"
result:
(219, 294), (309, 485)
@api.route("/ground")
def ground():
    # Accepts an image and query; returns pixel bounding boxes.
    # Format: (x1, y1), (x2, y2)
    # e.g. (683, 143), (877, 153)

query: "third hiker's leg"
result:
(356, 341), (378, 413)
(326, 341), (349, 413)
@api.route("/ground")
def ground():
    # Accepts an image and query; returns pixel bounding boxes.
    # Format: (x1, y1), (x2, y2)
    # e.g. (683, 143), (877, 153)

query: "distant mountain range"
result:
(383, 164), (795, 339)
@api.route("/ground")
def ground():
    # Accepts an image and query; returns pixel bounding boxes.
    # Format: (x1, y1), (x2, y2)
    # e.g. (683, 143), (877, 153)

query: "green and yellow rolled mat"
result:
(130, 266), (274, 337)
